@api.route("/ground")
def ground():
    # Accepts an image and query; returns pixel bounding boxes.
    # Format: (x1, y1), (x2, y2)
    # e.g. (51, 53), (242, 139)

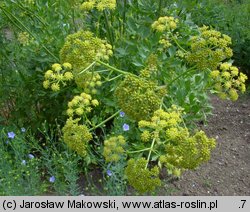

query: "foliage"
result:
(0, 125), (82, 195)
(0, 128), (46, 195)
(0, 0), (248, 195)
(0, 0), (76, 129)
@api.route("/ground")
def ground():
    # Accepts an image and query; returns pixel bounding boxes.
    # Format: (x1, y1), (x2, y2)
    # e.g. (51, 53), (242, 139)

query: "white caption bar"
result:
(0, 196), (249, 212)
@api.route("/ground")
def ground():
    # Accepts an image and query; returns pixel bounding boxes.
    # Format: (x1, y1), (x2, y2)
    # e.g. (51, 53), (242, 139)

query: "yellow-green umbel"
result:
(115, 74), (164, 121)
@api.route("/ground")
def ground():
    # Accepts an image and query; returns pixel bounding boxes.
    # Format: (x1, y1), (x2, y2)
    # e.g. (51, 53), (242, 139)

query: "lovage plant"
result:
(39, 0), (247, 194)
(1, 0), (247, 195)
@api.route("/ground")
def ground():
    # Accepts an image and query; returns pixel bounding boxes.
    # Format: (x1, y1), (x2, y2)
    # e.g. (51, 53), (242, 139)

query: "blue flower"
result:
(119, 111), (125, 117)
(123, 124), (129, 131)
(7, 132), (15, 139)
(21, 160), (26, 165)
(28, 154), (35, 159)
(107, 170), (112, 176)
(21, 128), (26, 133)
(49, 176), (55, 183)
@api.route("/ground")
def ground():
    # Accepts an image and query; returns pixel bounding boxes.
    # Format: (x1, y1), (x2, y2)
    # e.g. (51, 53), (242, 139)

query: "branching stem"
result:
(145, 138), (157, 169)
(89, 110), (121, 131)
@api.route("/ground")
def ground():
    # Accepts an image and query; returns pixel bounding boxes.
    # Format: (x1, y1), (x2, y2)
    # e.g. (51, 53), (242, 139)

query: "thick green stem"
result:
(89, 110), (121, 131)
(156, 66), (196, 91)
(105, 74), (123, 82)
(145, 138), (157, 169)
(168, 66), (196, 86)
(78, 62), (96, 75)
(127, 148), (151, 154)
(170, 33), (187, 53)
(95, 70), (110, 73)
(96, 60), (130, 75)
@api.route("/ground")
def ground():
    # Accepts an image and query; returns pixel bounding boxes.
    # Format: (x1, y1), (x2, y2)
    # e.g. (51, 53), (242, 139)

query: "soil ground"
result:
(167, 95), (250, 196)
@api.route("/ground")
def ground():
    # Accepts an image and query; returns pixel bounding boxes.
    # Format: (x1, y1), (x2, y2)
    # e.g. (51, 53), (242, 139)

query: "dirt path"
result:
(169, 95), (250, 196)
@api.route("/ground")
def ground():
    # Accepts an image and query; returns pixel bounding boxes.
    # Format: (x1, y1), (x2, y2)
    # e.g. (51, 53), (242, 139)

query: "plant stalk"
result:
(170, 33), (187, 53)
(78, 62), (96, 75)
(96, 60), (129, 75)
(89, 110), (121, 131)
(145, 138), (157, 169)
(156, 66), (197, 90)
(127, 148), (151, 154)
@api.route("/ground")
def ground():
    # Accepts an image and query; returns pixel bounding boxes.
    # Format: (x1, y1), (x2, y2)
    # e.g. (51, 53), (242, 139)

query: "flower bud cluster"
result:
(159, 37), (172, 49)
(103, 135), (126, 162)
(159, 131), (216, 177)
(139, 106), (216, 177)
(43, 63), (74, 91)
(67, 92), (99, 117)
(60, 30), (113, 70)
(75, 72), (102, 94)
(152, 16), (178, 32)
(80, 0), (116, 11)
(115, 75), (164, 121)
(125, 158), (161, 194)
(24, 0), (35, 5)
(186, 26), (233, 70)
(17, 32), (33, 46)
(60, 31), (112, 91)
(62, 118), (92, 157)
(152, 16), (178, 50)
(175, 50), (186, 59)
(139, 105), (183, 141)
(139, 54), (159, 79)
(210, 63), (248, 101)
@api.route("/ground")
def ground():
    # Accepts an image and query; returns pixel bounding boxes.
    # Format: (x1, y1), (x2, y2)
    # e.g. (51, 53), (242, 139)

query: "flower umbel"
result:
(210, 63), (248, 101)
(43, 62), (74, 91)
(17, 32), (33, 46)
(186, 26), (233, 70)
(139, 105), (216, 177)
(81, 0), (116, 11)
(125, 158), (161, 194)
(62, 118), (92, 157)
(115, 75), (164, 121)
(60, 30), (112, 92)
(67, 93), (99, 117)
(152, 16), (179, 32)
(103, 136), (126, 162)
(60, 30), (113, 69)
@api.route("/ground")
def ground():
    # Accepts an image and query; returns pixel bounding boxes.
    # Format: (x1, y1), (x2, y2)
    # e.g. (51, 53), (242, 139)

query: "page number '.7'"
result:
(239, 200), (246, 209)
